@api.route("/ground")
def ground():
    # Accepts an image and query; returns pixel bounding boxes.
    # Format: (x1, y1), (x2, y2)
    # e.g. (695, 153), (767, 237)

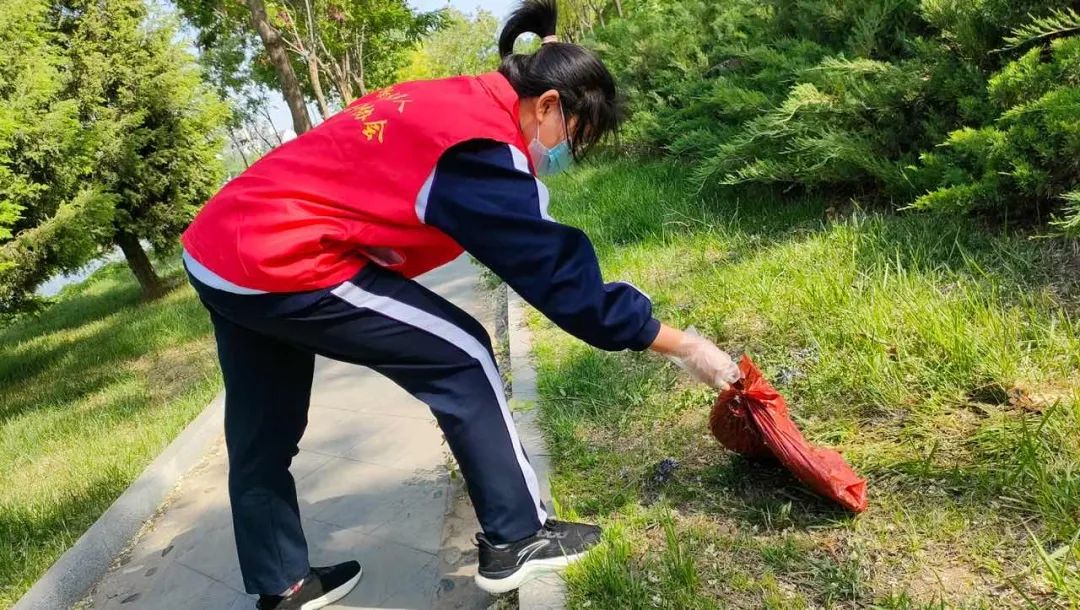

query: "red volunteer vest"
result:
(181, 72), (529, 292)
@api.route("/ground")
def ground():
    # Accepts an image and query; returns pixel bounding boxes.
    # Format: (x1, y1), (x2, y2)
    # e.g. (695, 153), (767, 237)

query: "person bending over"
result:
(181, 1), (739, 607)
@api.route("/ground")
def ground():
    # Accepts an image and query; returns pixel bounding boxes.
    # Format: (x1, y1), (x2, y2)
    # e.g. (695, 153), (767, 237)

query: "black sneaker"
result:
(256, 561), (362, 610)
(474, 519), (601, 593)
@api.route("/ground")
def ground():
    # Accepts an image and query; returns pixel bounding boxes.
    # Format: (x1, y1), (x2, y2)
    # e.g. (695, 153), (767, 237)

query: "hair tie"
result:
(541, 35), (559, 44)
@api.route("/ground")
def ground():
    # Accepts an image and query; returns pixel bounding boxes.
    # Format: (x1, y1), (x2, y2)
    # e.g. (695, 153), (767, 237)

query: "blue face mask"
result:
(528, 104), (573, 177)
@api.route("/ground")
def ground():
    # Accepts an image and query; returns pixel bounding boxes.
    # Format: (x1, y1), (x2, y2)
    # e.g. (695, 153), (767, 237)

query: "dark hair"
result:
(498, 0), (623, 158)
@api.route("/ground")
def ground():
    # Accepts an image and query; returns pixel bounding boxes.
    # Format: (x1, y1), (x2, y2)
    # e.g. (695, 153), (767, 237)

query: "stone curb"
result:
(507, 290), (568, 610)
(13, 394), (226, 610)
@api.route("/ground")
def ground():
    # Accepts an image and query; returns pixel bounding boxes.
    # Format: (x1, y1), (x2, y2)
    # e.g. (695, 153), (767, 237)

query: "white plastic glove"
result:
(668, 327), (741, 390)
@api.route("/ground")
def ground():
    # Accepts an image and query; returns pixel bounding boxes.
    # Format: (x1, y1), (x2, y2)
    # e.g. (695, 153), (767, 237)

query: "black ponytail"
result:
(498, 0), (623, 158)
(498, 0), (558, 49)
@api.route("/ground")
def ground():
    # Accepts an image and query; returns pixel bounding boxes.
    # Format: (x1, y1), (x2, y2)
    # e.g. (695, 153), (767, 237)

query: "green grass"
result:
(0, 259), (220, 607)
(532, 159), (1080, 608)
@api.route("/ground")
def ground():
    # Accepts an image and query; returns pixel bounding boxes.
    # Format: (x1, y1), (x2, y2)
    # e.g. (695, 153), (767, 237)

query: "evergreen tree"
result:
(0, 0), (228, 308)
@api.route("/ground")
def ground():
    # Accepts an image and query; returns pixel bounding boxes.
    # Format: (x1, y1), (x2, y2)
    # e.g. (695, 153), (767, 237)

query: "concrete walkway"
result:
(86, 257), (498, 610)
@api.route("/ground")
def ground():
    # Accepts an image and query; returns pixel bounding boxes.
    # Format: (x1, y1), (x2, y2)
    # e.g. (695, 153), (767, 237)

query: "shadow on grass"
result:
(848, 212), (1080, 311)
(685, 458), (859, 528)
(554, 159), (1079, 310)
(0, 266), (210, 425)
(0, 280), (144, 348)
(538, 344), (856, 530)
(0, 465), (131, 604)
(552, 160), (834, 254)
(2, 260), (191, 346)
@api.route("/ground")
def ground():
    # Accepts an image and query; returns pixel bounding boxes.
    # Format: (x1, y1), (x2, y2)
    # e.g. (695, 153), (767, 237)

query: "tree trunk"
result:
(591, 0), (606, 27)
(245, 0), (312, 134)
(355, 28), (367, 97)
(115, 230), (165, 299)
(614, 0), (623, 18)
(333, 76), (352, 105)
(340, 52), (355, 103)
(300, 0), (330, 119)
(308, 52), (331, 119)
(260, 108), (284, 145)
(226, 127), (250, 168)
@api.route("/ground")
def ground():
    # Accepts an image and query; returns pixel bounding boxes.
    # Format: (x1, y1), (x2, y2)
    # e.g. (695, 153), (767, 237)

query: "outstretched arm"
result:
(650, 324), (741, 390)
(422, 140), (739, 387)
(423, 140), (657, 351)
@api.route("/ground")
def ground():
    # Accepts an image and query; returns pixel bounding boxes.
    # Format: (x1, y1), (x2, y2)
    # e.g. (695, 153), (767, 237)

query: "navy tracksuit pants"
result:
(187, 261), (547, 595)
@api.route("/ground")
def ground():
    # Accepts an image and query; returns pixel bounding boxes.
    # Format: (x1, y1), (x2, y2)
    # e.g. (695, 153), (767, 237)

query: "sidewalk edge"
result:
(507, 291), (568, 610)
(13, 393), (226, 610)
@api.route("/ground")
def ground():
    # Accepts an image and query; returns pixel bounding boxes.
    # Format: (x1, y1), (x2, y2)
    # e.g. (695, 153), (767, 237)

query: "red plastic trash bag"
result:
(710, 355), (868, 513)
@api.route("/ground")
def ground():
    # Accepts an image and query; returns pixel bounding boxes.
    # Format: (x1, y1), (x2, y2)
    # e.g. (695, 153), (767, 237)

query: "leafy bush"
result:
(696, 58), (926, 193)
(588, 0), (1078, 227)
(1057, 190), (1080, 234)
(397, 8), (499, 80)
(913, 33), (1080, 230)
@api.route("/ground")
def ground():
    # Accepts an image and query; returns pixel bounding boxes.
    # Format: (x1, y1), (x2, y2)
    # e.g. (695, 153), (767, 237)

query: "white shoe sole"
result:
(300, 567), (363, 610)
(474, 552), (586, 595)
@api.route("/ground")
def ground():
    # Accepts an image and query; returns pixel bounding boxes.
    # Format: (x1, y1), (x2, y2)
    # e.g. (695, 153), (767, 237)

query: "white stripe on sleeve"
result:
(508, 145), (554, 222)
(414, 168), (437, 224)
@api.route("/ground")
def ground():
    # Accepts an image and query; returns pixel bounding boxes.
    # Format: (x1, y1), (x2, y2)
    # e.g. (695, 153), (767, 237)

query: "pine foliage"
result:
(588, 0), (1078, 229)
(1003, 7), (1080, 50)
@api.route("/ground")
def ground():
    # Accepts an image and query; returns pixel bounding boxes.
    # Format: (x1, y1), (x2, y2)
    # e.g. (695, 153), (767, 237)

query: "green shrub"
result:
(696, 58), (927, 193)
(913, 36), (1080, 227)
(587, 0), (1078, 226)
(1056, 190), (1080, 235)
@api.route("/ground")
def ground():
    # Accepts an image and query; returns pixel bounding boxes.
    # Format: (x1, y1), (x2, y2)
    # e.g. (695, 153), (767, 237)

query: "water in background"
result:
(35, 248), (124, 297)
